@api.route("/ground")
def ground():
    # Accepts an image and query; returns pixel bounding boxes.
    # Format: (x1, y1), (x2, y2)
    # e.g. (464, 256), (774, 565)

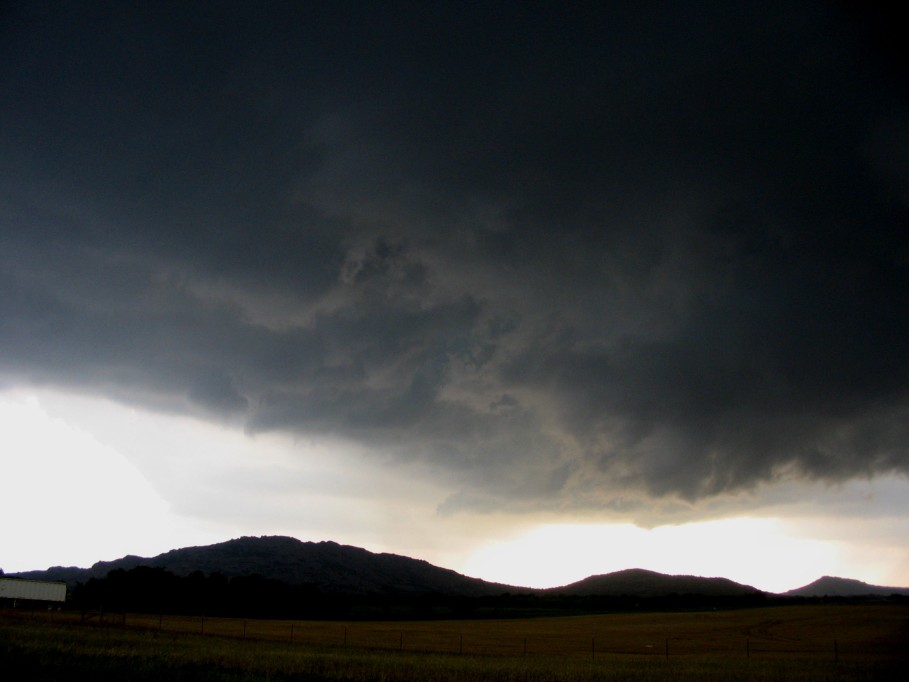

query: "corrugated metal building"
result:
(0, 578), (67, 603)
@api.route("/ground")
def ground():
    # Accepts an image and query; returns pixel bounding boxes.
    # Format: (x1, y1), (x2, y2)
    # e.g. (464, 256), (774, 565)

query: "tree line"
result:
(71, 567), (335, 619)
(67, 566), (789, 620)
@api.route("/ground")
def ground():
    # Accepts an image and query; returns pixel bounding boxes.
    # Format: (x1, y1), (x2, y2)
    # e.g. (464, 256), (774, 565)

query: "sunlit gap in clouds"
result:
(458, 482), (909, 593)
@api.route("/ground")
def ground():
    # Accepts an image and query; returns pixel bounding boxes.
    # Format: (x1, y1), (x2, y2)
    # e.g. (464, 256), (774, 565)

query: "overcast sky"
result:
(2, 2), (908, 592)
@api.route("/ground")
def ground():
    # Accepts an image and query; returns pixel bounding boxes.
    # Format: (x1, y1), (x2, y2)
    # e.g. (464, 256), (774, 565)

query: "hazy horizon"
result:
(11, 523), (905, 595)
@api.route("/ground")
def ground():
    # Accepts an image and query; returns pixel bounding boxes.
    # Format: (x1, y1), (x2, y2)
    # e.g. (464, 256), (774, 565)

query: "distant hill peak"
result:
(782, 575), (909, 597)
(15, 535), (514, 597)
(549, 568), (761, 597)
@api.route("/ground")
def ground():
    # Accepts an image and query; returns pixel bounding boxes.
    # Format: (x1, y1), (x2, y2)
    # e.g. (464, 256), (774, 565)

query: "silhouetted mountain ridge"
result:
(551, 568), (761, 597)
(13, 536), (906, 600)
(782, 575), (909, 597)
(15, 536), (514, 597)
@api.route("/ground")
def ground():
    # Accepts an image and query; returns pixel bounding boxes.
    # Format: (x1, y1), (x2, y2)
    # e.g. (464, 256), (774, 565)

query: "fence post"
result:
(399, 631), (404, 651)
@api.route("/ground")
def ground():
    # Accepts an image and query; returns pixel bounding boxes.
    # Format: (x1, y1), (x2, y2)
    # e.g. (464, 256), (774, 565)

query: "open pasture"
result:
(58, 603), (909, 660)
(3, 604), (907, 680)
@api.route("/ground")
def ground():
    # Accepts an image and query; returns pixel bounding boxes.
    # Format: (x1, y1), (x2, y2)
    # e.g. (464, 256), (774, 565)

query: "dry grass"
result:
(3, 603), (907, 681)
(61, 604), (908, 661)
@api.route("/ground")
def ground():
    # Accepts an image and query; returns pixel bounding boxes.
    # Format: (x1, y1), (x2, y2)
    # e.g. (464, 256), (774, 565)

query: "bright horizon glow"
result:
(461, 519), (841, 594)
(2, 389), (908, 595)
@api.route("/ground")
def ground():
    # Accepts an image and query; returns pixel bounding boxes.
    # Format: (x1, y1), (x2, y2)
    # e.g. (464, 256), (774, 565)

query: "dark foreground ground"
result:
(2, 604), (907, 681)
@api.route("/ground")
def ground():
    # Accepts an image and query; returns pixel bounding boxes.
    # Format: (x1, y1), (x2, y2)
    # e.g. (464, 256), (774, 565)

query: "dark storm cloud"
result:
(2, 1), (907, 514)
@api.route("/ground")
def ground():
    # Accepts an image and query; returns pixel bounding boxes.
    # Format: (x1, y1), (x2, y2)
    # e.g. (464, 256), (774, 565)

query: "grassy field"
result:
(2, 603), (907, 680)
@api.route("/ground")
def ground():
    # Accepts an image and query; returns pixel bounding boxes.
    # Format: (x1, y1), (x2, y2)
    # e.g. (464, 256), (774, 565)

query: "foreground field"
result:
(2, 604), (907, 680)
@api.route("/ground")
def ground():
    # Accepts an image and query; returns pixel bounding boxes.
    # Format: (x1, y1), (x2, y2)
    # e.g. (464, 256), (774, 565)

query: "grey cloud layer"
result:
(2, 2), (907, 514)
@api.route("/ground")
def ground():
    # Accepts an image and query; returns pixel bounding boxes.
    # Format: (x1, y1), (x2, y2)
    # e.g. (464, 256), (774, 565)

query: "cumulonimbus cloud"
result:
(1, 1), (907, 517)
